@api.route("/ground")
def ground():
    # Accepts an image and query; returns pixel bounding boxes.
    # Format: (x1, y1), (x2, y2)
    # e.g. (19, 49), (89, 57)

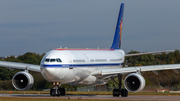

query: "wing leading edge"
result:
(0, 61), (41, 72)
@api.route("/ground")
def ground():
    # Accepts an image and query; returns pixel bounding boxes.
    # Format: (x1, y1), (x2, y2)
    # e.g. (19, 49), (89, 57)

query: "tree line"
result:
(0, 50), (180, 90)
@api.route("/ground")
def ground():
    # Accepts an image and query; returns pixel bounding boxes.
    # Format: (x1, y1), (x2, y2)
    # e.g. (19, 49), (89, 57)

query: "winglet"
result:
(111, 3), (124, 49)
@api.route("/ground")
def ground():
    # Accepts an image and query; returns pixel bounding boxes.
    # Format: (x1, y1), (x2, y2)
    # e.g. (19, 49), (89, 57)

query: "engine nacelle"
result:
(12, 71), (34, 91)
(124, 73), (145, 92)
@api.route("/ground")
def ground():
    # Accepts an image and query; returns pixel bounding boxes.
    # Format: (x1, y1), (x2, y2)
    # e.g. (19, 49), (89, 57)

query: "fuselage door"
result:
(65, 54), (72, 63)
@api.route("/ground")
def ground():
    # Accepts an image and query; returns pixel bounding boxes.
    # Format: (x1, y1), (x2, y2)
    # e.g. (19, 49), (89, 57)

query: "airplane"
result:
(0, 3), (180, 97)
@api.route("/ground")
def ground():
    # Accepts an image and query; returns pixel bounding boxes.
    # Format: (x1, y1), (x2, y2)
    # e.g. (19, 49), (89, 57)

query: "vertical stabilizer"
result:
(111, 3), (124, 49)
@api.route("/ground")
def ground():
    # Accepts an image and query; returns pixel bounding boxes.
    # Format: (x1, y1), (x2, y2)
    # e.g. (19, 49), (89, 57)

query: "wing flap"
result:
(0, 61), (41, 72)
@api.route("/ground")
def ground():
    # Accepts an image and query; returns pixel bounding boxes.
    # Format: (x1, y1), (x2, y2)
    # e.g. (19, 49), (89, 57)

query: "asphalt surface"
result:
(0, 94), (180, 100)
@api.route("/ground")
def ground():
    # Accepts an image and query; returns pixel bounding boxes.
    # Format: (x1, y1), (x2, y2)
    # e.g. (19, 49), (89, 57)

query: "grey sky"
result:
(0, 0), (180, 56)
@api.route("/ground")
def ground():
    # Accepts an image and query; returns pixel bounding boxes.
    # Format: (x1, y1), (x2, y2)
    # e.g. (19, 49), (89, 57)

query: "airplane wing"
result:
(125, 50), (175, 57)
(91, 50), (178, 76)
(0, 61), (41, 72)
(92, 64), (180, 76)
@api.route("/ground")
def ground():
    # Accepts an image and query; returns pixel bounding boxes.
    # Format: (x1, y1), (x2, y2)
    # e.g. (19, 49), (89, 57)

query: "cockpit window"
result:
(45, 59), (50, 62)
(50, 59), (56, 62)
(56, 58), (62, 62)
(44, 58), (62, 62)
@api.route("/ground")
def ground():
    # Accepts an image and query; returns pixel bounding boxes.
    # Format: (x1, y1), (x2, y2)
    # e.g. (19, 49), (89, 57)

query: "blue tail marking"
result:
(111, 3), (124, 49)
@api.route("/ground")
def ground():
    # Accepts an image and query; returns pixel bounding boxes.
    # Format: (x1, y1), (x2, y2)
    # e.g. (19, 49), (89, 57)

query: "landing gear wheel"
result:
(112, 74), (129, 97)
(59, 88), (66, 96)
(56, 89), (60, 96)
(50, 88), (52, 96)
(50, 82), (66, 97)
(121, 89), (128, 97)
(113, 89), (120, 97)
(50, 89), (56, 96)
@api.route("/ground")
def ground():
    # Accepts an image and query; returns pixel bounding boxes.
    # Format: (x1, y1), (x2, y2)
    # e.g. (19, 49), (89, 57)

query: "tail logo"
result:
(119, 18), (123, 42)
(110, 3), (124, 49)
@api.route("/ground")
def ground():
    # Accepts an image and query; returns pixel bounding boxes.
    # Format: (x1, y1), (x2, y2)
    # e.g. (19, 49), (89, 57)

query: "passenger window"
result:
(50, 59), (56, 62)
(56, 58), (62, 62)
(45, 59), (50, 62)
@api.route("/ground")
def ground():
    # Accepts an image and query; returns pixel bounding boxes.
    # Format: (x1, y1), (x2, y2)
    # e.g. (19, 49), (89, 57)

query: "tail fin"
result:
(111, 3), (124, 49)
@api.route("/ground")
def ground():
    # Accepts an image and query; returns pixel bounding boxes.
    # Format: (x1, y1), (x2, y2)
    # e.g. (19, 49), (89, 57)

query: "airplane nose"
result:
(41, 67), (67, 82)
(41, 67), (56, 81)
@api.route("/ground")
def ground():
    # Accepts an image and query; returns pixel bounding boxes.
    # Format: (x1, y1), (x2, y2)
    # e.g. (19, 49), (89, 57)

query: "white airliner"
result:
(0, 3), (180, 97)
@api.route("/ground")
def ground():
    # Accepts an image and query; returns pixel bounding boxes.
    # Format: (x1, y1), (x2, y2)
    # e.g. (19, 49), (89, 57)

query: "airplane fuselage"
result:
(40, 49), (125, 85)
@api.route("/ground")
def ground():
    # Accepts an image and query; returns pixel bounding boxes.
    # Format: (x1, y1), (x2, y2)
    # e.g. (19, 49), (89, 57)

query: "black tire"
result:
(59, 88), (66, 96)
(56, 89), (60, 97)
(62, 88), (66, 96)
(121, 89), (128, 97)
(113, 89), (120, 97)
(50, 88), (52, 96)
(51, 89), (56, 96)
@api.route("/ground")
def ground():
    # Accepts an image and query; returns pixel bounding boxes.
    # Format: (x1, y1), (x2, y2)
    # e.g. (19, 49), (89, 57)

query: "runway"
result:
(0, 94), (180, 100)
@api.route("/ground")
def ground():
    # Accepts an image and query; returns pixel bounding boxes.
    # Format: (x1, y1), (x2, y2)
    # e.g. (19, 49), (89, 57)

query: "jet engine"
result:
(12, 71), (34, 91)
(124, 73), (145, 92)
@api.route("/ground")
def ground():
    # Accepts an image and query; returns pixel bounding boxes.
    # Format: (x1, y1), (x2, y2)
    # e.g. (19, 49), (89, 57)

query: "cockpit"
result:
(44, 58), (62, 62)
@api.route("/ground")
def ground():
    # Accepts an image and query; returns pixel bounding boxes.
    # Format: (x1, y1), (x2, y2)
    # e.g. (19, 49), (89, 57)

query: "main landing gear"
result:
(112, 74), (128, 97)
(50, 82), (66, 96)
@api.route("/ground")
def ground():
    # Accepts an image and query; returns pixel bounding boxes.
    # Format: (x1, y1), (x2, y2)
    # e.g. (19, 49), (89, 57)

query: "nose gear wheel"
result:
(50, 82), (66, 96)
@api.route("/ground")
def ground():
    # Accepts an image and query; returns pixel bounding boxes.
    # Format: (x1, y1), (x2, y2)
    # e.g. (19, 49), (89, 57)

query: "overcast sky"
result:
(0, 0), (180, 56)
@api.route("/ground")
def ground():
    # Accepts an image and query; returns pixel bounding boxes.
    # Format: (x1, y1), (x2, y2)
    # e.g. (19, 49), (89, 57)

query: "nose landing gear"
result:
(50, 82), (66, 96)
